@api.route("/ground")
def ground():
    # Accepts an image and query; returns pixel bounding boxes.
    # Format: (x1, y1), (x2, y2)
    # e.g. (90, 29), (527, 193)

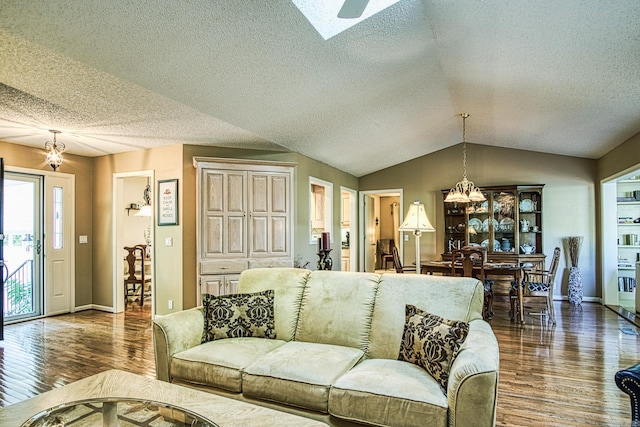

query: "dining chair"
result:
(451, 246), (494, 320)
(381, 239), (395, 270)
(391, 246), (416, 273)
(124, 244), (151, 306)
(515, 246), (561, 325)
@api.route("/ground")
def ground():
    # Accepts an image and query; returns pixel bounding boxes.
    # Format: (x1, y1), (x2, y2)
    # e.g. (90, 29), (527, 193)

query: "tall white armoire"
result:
(195, 157), (296, 297)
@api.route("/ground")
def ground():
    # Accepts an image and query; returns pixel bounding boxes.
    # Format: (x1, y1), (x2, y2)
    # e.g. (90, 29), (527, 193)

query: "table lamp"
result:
(398, 199), (435, 274)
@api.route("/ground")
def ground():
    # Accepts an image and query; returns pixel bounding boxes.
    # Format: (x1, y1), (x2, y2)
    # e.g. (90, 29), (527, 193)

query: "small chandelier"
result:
(44, 130), (65, 171)
(444, 113), (486, 203)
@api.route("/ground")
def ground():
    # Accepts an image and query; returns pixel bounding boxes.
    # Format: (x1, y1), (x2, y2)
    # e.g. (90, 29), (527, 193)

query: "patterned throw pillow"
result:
(202, 290), (276, 343)
(398, 304), (469, 391)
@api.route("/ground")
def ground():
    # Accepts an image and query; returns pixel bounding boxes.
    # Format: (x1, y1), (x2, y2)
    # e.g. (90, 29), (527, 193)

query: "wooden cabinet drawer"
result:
(200, 260), (248, 275)
(248, 259), (293, 269)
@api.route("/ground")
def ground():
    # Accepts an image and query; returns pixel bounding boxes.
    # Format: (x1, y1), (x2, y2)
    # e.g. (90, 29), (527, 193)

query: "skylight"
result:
(292, 0), (402, 40)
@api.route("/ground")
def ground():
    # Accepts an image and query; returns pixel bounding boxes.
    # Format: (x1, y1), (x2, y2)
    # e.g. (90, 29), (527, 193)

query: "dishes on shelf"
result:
(481, 239), (501, 251)
(519, 198), (534, 212)
(468, 218), (482, 233)
(482, 218), (499, 232)
(499, 217), (514, 232)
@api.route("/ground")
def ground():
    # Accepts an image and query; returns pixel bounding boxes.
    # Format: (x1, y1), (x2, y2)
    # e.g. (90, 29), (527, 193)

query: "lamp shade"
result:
(399, 200), (435, 233)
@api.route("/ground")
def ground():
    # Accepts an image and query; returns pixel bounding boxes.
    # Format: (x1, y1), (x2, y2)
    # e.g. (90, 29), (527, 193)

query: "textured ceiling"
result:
(0, 0), (639, 176)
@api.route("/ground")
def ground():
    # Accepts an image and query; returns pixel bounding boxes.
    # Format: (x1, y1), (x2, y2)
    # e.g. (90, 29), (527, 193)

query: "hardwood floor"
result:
(0, 298), (638, 426)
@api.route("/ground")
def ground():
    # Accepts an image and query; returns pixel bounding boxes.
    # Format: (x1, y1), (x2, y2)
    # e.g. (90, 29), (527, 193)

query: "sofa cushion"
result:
(398, 305), (469, 390)
(237, 268), (310, 341)
(368, 274), (483, 360)
(171, 337), (286, 393)
(295, 271), (379, 350)
(202, 290), (276, 342)
(242, 341), (364, 413)
(329, 358), (447, 427)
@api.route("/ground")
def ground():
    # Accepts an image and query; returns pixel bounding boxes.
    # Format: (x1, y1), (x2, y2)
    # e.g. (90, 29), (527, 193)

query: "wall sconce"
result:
(44, 130), (65, 171)
(136, 178), (152, 217)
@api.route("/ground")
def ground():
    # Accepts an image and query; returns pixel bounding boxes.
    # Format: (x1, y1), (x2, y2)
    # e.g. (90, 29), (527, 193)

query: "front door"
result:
(3, 171), (44, 322)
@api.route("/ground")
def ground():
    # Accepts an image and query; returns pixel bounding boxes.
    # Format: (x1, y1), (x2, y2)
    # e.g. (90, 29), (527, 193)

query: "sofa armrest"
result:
(447, 320), (499, 427)
(152, 307), (204, 382)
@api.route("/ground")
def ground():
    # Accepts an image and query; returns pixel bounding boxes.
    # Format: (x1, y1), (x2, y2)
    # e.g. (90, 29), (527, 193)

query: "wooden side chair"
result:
(381, 239), (395, 270)
(124, 244), (150, 306)
(513, 247), (561, 325)
(451, 246), (494, 320)
(391, 246), (416, 273)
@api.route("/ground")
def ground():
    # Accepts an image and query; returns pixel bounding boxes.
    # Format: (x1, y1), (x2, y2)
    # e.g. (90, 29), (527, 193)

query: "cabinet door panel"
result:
(251, 216), (269, 254)
(227, 216), (245, 254)
(204, 216), (223, 255)
(271, 175), (287, 213)
(205, 172), (224, 211)
(271, 216), (288, 254)
(201, 275), (224, 296)
(250, 174), (268, 213)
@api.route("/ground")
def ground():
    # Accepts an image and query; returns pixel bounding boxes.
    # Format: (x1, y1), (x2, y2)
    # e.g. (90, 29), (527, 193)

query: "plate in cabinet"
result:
(519, 198), (534, 212)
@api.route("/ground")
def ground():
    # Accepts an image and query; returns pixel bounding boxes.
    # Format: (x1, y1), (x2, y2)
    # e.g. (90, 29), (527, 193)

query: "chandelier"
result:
(44, 130), (65, 171)
(444, 113), (486, 203)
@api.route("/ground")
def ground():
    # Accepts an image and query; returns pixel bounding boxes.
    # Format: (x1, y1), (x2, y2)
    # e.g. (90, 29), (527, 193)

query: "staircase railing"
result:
(3, 260), (33, 317)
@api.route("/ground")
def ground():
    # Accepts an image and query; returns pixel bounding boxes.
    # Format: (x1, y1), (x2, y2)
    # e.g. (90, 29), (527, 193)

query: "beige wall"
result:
(360, 143), (598, 299)
(0, 140), (94, 306)
(92, 145), (184, 314)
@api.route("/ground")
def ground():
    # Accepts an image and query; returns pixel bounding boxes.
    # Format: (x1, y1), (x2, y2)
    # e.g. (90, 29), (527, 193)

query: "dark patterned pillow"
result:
(398, 304), (469, 391)
(202, 290), (276, 343)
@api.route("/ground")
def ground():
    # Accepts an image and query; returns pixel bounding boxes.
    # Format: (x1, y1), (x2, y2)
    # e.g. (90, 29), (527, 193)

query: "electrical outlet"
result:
(168, 300), (173, 310)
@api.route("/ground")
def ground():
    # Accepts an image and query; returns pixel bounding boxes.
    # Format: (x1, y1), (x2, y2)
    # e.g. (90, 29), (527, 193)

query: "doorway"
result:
(359, 189), (403, 273)
(2, 167), (75, 322)
(602, 167), (640, 317)
(340, 187), (358, 271)
(113, 171), (154, 316)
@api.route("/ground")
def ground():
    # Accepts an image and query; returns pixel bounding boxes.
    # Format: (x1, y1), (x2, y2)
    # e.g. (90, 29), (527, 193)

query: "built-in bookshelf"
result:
(617, 179), (640, 307)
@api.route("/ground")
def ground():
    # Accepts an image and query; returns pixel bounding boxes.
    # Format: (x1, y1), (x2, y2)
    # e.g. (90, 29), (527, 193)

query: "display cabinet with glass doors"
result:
(442, 185), (545, 269)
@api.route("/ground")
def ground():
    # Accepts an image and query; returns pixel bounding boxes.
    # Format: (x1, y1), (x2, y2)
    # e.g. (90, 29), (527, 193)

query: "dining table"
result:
(421, 260), (527, 324)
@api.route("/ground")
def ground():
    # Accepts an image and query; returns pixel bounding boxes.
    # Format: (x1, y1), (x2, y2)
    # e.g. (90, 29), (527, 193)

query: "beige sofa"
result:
(153, 268), (499, 427)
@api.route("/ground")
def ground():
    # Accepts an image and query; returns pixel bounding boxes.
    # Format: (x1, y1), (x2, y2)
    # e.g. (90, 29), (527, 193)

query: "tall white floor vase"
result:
(567, 236), (584, 305)
(568, 266), (583, 305)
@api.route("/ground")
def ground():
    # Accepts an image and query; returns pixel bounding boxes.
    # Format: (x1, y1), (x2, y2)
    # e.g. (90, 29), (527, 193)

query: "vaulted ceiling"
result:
(1, 1), (639, 176)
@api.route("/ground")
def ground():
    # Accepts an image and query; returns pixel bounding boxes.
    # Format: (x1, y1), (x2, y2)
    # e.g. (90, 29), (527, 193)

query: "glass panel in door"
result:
(492, 190), (516, 254)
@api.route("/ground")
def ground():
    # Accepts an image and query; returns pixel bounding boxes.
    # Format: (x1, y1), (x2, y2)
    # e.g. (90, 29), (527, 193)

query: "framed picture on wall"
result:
(158, 179), (178, 226)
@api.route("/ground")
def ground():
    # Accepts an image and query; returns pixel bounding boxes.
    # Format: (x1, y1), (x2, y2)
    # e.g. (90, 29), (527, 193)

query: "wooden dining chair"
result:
(124, 244), (150, 306)
(518, 246), (561, 325)
(451, 246), (494, 320)
(391, 246), (416, 273)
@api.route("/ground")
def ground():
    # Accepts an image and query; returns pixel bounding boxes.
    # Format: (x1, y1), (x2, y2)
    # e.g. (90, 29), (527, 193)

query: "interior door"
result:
(363, 195), (377, 272)
(44, 174), (74, 315)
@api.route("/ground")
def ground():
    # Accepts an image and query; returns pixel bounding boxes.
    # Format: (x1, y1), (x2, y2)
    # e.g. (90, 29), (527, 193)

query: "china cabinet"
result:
(195, 157), (295, 297)
(442, 185), (545, 269)
(616, 179), (640, 307)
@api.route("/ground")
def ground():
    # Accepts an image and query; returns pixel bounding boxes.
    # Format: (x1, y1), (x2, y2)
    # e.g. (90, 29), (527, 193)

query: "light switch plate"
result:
(79, 235), (88, 244)
(165, 237), (173, 247)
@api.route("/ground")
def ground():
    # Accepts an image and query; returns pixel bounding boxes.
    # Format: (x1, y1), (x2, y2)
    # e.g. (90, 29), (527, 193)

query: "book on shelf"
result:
(618, 276), (636, 292)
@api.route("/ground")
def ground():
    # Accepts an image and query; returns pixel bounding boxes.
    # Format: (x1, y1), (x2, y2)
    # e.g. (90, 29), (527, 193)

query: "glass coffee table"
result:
(22, 397), (217, 427)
